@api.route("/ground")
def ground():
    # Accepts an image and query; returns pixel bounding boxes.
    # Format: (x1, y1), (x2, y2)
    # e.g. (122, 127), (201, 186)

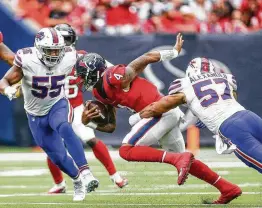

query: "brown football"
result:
(84, 100), (109, 125)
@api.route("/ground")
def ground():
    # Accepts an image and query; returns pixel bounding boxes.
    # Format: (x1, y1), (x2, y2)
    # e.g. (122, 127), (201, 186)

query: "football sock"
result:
(57, 122), (88, 168)
(92, 140), (117, 175)
(189, 160), (234, 193)
(47, 157), (64, 184)
(119, 145), (183, 165)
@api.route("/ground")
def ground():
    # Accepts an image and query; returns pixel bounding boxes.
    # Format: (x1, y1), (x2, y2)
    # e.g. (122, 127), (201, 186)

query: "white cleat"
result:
(81, 169), (99, 193)
(48, 180), (67, 194)
(110, 172), (128, 188)
(73, 177), (86, 201)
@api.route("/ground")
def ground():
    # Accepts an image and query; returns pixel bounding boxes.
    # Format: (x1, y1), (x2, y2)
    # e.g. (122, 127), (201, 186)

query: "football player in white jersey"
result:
(45, 24), (127, 194)
(0, 28), (99, 201)
(140, 57), (262, 201)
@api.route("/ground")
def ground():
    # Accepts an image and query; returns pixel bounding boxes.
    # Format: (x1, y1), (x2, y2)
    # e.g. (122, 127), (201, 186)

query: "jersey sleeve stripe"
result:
(171, 80), (181, 85)
(168, 84), (181, 92)
(14, 59), (22, 67)
(16, 55), (22, 62)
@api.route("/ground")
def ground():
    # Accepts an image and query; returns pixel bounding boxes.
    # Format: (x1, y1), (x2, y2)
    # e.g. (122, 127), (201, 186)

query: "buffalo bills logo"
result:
(35, 32), (45, 41)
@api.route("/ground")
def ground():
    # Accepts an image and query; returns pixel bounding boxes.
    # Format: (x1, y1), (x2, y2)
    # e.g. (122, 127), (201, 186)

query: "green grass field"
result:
(0, 149), (261, 208)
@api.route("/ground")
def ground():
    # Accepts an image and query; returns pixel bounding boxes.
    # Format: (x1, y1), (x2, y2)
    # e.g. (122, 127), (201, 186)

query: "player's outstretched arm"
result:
(139, 93), (186, 118)
(0, 43), (15, 66)
(0, 65), (23, 100)
(121, 33), (184, 89)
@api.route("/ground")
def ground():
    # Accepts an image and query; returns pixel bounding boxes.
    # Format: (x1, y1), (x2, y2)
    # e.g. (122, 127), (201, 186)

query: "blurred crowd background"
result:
(4, 0), (262, 35)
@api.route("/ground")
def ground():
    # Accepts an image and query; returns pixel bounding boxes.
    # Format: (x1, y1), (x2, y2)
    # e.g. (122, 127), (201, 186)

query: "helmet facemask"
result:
(36, 45), (65, 67)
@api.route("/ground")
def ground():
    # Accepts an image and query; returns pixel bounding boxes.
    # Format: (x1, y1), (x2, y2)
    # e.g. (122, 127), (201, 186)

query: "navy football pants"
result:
(27, 98), (87, 178)
(219, 110), (262, 173)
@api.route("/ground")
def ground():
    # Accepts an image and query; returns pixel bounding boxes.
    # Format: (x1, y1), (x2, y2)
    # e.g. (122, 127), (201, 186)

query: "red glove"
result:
(0, 32), (3, 43)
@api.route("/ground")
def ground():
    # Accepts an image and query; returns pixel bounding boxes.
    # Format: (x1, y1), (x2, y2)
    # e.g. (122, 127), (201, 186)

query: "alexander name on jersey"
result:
(189, 72), (228, 83)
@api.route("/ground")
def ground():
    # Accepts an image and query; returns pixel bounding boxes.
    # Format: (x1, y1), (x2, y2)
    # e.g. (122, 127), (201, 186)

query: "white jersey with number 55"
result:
(168, 72), (245, 134)
(13, 47), (77, 116)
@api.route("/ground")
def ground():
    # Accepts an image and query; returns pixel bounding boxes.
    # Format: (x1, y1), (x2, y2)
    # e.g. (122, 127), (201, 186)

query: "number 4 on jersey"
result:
(114, 73), (123, 80)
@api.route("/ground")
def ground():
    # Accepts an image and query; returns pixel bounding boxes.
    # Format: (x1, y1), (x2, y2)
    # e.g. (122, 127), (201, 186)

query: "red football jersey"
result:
(67, 50), (87, 108)
(93, 65), (162, 112)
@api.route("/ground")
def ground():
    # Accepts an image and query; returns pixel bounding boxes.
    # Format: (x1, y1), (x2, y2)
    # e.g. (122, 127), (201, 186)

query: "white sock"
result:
(110, 172), (122, 183)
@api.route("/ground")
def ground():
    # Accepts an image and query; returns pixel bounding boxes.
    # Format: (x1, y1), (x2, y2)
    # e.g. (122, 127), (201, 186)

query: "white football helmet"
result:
(185, 57), (215, 77)
(34, 27), (65, 68)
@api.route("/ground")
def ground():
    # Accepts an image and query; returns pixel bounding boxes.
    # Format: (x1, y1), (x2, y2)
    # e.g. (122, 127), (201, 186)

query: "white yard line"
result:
(0, 192), (260, 198)
(1, 182), (260, 190)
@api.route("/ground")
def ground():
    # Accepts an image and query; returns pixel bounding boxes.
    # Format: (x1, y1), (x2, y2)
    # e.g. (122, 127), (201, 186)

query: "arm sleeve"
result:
(13, 49), (23, 68)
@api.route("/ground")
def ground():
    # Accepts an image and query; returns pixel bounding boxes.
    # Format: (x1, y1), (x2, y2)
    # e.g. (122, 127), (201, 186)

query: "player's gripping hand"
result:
(82, 101), (101, 125)
(174, 33), (184, 54)
(0, 32), (3, 43)
(3, 84), (21, 100)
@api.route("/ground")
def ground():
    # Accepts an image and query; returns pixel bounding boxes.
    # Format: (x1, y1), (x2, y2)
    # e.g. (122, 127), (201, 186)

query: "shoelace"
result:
(74, 181), (83, 194)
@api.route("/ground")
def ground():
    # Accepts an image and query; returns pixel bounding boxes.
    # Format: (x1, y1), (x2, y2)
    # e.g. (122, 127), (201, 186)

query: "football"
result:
(84, 100), (109, 125)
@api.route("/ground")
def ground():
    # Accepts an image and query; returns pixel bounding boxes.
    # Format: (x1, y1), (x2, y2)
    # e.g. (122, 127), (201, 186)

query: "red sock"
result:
(92, 140), (117, 175)
(47, 157), (64, 184)
(189, 160), (234, 193)
(119, 145), (171, 163)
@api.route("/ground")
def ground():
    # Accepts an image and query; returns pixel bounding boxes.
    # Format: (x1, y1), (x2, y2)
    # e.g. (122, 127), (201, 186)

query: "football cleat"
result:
(81, 169), (99, 193)
(48, 180), (67, 194)
(175, 152), (194, 185)
(73, 178), (86, 201)
(110, 172), (128, 188)
(212, 186), (242, 204)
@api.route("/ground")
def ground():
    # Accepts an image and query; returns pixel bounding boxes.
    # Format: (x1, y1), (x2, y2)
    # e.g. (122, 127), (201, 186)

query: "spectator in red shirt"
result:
(104, 0), (139, 35)
(198, 11), (223, 33)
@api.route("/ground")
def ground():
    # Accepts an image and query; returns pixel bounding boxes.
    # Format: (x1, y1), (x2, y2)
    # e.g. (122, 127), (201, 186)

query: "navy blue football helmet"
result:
(75, 53), (107, 90)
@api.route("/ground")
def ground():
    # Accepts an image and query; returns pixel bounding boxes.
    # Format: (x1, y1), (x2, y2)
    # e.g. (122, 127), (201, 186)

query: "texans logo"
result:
(35, 32), (45, 41)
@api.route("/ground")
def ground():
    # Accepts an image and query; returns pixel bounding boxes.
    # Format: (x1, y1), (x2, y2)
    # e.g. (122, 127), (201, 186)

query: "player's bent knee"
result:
(86, 138), (98, 148)
(119, 145), (133, 161)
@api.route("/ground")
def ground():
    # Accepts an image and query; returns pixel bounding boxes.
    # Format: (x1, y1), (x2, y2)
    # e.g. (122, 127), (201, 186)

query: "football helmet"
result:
(54, 23), (77, 47)
(75, 53), (107, 90)
(34, 27), (65, 68)
(186, 57), (215, 77)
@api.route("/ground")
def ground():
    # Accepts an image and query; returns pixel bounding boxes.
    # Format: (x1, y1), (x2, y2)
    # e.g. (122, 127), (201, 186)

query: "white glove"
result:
(129, 113), (142, 126)
(4, 85), (20, 101)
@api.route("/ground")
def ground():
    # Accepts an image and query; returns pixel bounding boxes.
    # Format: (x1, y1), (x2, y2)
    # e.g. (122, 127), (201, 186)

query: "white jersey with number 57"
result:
(13, 47), (77, 116)
(168, 72), (245, 134)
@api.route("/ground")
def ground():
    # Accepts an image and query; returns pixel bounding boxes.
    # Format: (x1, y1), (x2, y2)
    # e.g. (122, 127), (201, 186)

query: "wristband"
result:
(85, 121), (98, 129)
(159, 49), (179, 61)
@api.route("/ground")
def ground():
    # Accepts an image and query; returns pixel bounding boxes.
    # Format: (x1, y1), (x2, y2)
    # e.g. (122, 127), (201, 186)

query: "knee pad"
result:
(119, 145), (133, 161)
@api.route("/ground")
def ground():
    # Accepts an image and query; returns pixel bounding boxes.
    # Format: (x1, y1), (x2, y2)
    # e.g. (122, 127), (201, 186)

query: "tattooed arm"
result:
(139, 93), (186, 118)
(121, 33), (184, 89)
(0, 43), (15, 66)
